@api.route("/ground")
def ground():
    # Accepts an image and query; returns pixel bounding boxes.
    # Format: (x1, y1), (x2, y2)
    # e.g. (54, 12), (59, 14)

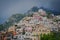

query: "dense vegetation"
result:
(40, 32), (60, 40)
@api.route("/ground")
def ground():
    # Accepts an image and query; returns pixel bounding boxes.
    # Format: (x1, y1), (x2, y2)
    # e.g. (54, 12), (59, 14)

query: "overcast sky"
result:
(0, 0), (60, 24)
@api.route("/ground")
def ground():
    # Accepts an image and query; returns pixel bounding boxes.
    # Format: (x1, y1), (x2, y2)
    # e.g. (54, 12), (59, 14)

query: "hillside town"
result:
(0, 9), (60, 40)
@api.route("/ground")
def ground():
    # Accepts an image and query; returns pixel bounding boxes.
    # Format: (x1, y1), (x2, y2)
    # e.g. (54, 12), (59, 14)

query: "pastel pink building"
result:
(33, 12), (42, 21)
(25, 27), (32, 32)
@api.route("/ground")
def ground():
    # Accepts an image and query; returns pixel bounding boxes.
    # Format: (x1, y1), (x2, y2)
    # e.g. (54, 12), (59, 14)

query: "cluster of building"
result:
(0, 9), (60, 40)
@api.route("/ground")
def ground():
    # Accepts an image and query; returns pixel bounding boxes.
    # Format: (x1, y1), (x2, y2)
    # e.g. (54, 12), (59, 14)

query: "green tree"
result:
(40, 32), (60, 40)
(0, 24), (4, 31)
(46, 12), (52, 18)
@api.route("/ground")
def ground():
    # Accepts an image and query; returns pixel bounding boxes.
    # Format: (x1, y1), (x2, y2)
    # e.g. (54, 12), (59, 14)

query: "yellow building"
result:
(8, 26), (16, 32)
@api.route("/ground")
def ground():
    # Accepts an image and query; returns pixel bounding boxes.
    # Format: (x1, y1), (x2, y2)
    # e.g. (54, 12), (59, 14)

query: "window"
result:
(19, 36), (21, 38)
(55, 28), (57, 30)
(24, 38), (32, 40)
(17, 30), (19, 32)
(7, 39), (11, 40)
(42, 30), (45, 32)
(17, 27), (21, 29)
(39, 30), (41, 32)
